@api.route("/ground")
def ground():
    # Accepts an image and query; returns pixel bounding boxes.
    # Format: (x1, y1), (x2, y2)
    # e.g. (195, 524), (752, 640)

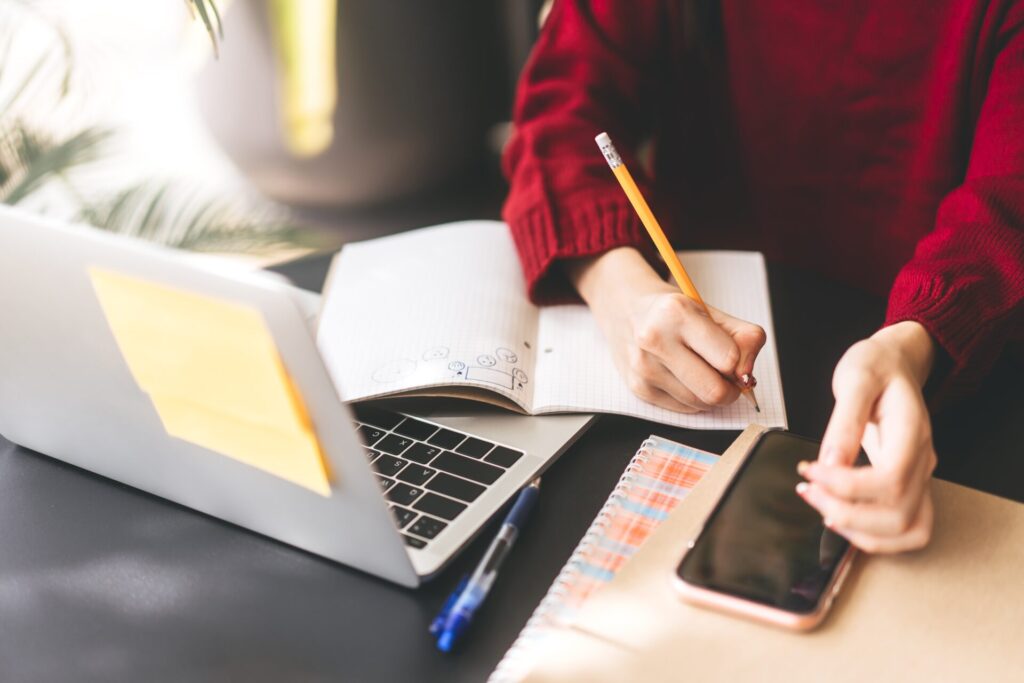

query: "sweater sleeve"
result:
(501, 0), (667, 303)
(885, 3), (1024, 400)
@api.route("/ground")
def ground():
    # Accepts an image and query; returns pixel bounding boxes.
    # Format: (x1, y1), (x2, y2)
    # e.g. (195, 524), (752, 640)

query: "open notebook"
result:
(317, 221), (787, 430)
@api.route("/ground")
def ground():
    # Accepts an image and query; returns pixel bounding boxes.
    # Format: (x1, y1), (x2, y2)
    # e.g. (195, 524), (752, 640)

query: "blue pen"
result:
(436, 478), (541, 653)
(429, 574), (469, 637)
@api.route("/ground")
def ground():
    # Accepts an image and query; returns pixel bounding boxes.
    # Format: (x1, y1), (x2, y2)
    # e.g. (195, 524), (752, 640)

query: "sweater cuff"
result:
(884, 275), (984, 403)
(505, 199), (665, 304)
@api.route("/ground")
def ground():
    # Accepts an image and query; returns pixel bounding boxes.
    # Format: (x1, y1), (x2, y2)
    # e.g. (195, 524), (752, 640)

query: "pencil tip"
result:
(742, 388), (761, 413)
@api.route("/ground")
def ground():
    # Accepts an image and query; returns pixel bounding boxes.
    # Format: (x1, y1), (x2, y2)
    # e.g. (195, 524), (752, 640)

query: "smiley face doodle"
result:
(422, 346), (450, 361)
(512, 368), (528, 385)
(477, 354), (497, 367)
(495, 347), (518, 364)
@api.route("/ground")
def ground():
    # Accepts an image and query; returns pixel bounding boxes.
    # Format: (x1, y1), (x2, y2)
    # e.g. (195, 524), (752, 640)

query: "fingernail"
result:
(797, 461), (811, 476)
(795, 482), (809, 495)
(823, 517), (834, 528)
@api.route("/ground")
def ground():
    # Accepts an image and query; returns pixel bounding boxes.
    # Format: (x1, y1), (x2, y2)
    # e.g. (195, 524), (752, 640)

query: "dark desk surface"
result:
(2, 244), (1022, 683)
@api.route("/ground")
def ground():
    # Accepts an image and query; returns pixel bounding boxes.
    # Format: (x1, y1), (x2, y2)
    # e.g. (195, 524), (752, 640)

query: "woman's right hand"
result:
(568, 247), (767, 413)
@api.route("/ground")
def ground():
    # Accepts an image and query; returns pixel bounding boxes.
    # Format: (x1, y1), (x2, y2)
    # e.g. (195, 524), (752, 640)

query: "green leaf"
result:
(77, 181), (309, 254)
(0, 127), (110, 205)
(189, 0), (222, 58)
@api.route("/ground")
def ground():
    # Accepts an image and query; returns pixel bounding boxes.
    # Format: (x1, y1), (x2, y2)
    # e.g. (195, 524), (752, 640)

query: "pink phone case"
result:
(674, 544), (856, 631)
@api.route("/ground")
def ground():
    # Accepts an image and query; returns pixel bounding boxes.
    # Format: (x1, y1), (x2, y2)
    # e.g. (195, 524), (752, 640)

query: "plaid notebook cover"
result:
(489, 435), (718, 683)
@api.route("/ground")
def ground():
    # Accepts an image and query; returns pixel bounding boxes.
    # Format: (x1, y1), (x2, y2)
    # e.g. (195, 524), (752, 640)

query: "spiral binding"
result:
(488, 439), (656, 683)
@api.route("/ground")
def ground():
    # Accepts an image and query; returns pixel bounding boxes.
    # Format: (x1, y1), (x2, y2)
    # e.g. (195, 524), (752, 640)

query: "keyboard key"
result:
(352, 405), (403, 429)
(374, 454), (408, 477)
(403, 534), (427, 549)
(365, 449), (381, 463)
(375, 475), (396, 492)
(432, 451), (504, 485)
(408, 516), (447, 540)
(455, 437), (495, 459)
(428, 429), (466, 450)
(413, 493), (467, 521)
(376, 434), (414, 456)
(387, 483), (425, 506)
(403, 442), (443, 465)
(426, 472), (485, 502)
(393, 418), (439, 440)
(390, 506), (417, 528)
(485, 446), (524, 468)
(397, 464), (437, 486)
(357, 425), (387, 446)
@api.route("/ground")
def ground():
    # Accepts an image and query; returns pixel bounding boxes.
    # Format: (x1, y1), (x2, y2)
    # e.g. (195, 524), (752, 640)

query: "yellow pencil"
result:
(595, 132), (760, 412)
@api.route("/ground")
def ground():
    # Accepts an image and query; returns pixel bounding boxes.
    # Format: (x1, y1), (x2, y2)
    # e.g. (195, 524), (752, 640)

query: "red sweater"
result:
(503, 0), (1024, 397)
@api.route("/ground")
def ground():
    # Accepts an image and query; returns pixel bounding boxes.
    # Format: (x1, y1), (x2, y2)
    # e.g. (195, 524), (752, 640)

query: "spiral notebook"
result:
(489, 435), (718, 683)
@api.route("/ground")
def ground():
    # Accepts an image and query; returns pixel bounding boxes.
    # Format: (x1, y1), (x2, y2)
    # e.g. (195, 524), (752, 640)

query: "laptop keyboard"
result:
(352, 405), (525, 551)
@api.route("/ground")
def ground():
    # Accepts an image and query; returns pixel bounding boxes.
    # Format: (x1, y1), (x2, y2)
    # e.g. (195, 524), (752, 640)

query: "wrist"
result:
(871, 321), (937, 387)
(567, 248), (671, 311)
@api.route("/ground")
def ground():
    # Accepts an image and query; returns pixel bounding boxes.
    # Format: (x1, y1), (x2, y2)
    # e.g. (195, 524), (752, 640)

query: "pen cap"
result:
(505, 483), (540, 529)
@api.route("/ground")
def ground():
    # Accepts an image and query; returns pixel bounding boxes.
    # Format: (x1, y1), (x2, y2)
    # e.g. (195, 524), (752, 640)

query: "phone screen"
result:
(676, 431), (852, 614)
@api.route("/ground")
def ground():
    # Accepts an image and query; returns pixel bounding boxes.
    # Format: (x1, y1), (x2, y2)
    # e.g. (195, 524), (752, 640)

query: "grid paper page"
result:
(489, 435), (716, 683)
(533, 251), (788, 429)
(317, 222), (539, 409)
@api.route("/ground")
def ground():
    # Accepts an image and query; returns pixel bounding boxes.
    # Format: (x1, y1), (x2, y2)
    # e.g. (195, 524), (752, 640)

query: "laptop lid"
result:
(0, 206), (419, 587)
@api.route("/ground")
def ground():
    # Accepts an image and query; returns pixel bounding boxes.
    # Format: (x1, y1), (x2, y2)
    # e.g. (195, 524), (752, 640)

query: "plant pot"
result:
(195, 1), (505, 208)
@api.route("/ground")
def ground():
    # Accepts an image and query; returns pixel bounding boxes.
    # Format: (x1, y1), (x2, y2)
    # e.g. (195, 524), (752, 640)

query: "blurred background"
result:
(0, 0), (549, 263)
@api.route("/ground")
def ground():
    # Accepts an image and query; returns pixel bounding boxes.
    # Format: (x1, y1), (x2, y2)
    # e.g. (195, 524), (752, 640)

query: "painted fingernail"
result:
(796, 482), (810, 495)
(797, 461), (811, 476)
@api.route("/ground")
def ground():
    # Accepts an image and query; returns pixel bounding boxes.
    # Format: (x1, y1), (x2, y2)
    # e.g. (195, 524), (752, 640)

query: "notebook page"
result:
(532, 251), (787, 429)
(317, 221), (539, 409)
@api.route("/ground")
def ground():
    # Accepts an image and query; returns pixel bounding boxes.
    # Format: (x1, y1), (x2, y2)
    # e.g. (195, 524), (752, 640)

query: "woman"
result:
(502, 1), (1024, 553)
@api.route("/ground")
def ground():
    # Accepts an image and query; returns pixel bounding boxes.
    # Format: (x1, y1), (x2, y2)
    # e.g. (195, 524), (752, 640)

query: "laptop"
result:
(0, 206), (592, 587)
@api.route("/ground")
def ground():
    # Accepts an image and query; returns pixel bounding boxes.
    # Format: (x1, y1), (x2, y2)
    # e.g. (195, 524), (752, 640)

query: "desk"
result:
(1, 243), (1022, 683)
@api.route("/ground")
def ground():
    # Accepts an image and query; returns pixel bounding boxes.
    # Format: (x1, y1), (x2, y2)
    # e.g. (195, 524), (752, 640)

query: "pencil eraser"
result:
(595, 132), (621, 168)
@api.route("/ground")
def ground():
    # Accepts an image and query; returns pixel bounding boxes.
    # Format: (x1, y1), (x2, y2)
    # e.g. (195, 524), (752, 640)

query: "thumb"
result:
(820, 368), (882, 466)
(711, 309), (767, 379)
(734, 324), (767, 380)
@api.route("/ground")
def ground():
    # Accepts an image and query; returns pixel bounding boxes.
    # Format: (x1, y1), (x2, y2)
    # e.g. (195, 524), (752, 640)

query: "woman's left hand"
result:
(797, 321), (939, 553)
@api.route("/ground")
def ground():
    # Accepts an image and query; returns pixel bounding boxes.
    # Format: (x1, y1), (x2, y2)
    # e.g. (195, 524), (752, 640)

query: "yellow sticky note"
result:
(89, 268), (331, 496)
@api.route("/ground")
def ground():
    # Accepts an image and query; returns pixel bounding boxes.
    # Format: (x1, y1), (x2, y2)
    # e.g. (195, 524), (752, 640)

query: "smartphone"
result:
(674, 429), (857, 631)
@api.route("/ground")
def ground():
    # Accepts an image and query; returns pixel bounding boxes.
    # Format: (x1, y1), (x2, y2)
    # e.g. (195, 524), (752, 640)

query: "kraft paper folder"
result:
(520, 425), (1024, 682)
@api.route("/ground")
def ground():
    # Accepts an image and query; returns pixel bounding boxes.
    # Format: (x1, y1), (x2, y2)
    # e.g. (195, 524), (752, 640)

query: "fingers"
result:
(828, 493), (934, 553)
(626, 347), (735, 411)
(676, 307), (741, 376)
(710, 307), (767, 377)
(800, 435), (935, 530)
(632, 298), (742, 408)
(820, 346), (886, 466)
(625, 293), (765, 414)
(638, 296), (739, 375)
(623, 365), (702, 414)
(648, 344), (741, 407)
(873, 377), (933, 477)
(796, 472), (928, 539)
(801, 357), (936, 553)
